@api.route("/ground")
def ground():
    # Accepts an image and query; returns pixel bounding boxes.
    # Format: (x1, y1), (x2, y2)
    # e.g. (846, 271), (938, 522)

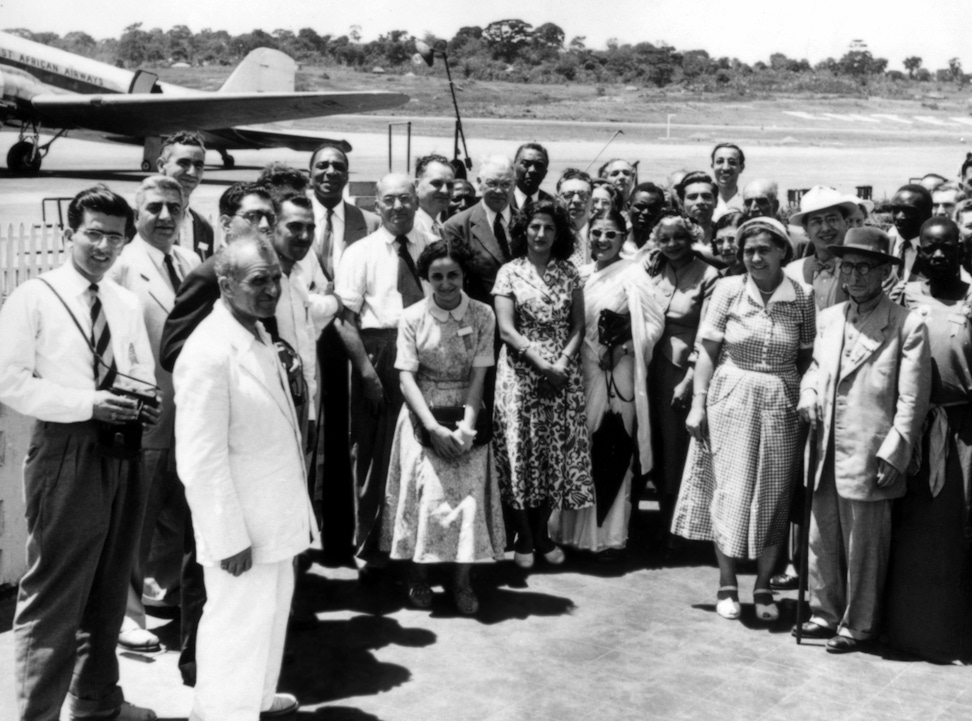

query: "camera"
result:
(95, 387), (160, 459)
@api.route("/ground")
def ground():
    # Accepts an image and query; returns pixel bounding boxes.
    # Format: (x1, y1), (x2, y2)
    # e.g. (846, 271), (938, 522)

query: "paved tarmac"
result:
(1, 507), (970, 721)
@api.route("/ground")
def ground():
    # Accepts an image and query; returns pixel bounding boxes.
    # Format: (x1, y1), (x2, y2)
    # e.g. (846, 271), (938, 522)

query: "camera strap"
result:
(37, 278), (159, 394)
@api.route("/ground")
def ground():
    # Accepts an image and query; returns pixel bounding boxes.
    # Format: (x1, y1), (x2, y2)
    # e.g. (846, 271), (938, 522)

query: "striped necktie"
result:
(89, 283), (117, 390)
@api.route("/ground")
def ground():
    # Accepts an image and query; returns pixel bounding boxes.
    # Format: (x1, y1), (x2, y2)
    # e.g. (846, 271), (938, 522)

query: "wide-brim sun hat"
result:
(830, 227), (902, 266)
(789, 185), (862, 226)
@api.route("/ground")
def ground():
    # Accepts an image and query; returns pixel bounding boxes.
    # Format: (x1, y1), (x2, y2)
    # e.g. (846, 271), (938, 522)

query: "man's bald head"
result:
(742, 179), (779, 220)
(375, 173), (418, 236)
(477, 155), (514, 213)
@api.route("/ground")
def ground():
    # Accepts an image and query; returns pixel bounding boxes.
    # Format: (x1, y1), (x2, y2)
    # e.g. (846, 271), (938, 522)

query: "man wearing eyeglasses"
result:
(556, 168), (594, 268)
(795, 227), (930, 653)
(335, 173), (432, 570)
(443, 155), (515, 307)
(0, 186), (160, 721)
(785, 186), (859, 312)
(110, 176), (201, 655)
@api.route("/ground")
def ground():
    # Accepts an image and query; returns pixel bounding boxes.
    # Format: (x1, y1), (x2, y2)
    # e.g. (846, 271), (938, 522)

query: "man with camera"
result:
(110, 175), (201, 652)
(0, 186), (160, 721)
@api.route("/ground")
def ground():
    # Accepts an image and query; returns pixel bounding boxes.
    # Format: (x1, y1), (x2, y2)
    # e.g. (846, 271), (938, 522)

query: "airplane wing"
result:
(207, 124), (357, 153)
(28, 90), (409, 137)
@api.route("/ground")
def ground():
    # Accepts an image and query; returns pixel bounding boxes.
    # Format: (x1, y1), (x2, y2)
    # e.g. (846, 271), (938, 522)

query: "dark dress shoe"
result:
(770, 573), (799, 591)
(826, 636), (860, 654)
(791, 621), (836, 639)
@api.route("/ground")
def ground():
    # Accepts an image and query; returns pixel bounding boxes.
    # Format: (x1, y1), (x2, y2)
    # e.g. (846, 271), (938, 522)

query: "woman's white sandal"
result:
(716, 585), (741, 620)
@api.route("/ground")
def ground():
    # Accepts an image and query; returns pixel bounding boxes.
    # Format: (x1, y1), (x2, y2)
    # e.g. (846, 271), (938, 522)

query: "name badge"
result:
(947, 314), (966, 325)
(457, 326), (473, 337)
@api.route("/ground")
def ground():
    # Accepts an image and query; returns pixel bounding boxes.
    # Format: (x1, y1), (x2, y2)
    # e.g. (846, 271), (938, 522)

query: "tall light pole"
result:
(414, 40), (473, 179)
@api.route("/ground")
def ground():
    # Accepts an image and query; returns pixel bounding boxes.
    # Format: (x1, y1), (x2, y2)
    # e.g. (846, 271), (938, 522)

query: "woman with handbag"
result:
(381, 240), (506, 615)
(493, 200), (594, 570)
(671, 217), (814, 622)
(551, 208), (665, 558)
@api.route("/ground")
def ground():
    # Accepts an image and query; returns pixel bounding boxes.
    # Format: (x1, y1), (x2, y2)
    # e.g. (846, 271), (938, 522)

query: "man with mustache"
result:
(110, 176), (201, 654)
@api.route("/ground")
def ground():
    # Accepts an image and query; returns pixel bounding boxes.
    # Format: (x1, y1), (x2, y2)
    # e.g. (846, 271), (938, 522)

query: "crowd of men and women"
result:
(2, 132), (972, 721)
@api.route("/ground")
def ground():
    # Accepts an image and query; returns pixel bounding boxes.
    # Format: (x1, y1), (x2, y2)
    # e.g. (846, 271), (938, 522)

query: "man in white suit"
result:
(111, 175), (201, 652)
(174, 236), (317, 720)
(796, 227), (931, 653)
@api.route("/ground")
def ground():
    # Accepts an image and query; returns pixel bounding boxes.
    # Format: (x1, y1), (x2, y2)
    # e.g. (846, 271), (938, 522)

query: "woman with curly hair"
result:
(492, 200), (594, 569)
(382, 240), (506, 614)
(644, 213), (721, 545)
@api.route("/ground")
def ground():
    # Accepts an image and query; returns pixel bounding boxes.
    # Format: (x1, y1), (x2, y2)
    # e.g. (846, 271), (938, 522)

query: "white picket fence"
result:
(0, 224), (69, 302)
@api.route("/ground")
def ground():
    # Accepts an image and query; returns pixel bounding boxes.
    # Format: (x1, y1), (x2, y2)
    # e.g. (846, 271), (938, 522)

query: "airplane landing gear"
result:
(219, 149), (236, 169)
(7, 140), (41, 173)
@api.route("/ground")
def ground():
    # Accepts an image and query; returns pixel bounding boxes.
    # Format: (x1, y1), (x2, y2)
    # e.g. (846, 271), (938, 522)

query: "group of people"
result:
(2, 131), (972, 721)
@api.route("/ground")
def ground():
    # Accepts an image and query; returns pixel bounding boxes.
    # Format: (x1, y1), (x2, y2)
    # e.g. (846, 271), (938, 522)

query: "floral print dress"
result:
(492, 257), (594, 510)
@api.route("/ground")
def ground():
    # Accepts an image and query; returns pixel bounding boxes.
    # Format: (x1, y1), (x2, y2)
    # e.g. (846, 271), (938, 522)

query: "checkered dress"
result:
(671, 275), (816, 559)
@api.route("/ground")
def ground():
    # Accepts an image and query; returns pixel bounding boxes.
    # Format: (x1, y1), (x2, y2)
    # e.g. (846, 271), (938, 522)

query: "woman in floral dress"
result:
(493, 200), (594, 570)
(383, 241), (506, 615)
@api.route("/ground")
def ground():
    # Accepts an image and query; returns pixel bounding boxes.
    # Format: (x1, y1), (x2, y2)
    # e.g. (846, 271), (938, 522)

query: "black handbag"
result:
(598, 308), (632, 349)
(410, 406), (492, 448)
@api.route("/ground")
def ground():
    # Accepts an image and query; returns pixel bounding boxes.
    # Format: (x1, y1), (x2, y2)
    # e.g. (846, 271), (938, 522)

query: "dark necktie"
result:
(395, 235), (424, 308)
(493, 213), (511, 259)
(89, 284), (117, 390)
(163, 253), (182, 292)
(318, 208), (334, 278)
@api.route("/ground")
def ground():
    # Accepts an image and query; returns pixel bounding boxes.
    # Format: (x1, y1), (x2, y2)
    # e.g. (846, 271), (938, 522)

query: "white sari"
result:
(551, 258), (665, 550)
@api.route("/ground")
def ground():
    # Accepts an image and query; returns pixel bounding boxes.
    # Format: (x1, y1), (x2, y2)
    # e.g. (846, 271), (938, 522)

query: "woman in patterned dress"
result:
(382, 241), (506, 615)
(493, 200), (594, 570)
(550, 209), (665, 557)
(672, 218), (815, 622)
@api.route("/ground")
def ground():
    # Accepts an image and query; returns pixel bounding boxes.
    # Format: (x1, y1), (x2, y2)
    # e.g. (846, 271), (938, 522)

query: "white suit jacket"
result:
(110, 237), (200, 448)
(174, 301), (318, 566)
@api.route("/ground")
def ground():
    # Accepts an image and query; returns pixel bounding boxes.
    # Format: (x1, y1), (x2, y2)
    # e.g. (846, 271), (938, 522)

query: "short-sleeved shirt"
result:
(649, 256), (721, 368)
(699, 274), (816, 374)
(335, 226), (432, 329)
(395, 292), (495, 382)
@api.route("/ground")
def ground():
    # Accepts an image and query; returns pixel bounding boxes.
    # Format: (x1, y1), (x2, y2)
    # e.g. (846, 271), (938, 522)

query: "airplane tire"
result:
(7, 141), (41, 174)
(141, 160), (153, 172)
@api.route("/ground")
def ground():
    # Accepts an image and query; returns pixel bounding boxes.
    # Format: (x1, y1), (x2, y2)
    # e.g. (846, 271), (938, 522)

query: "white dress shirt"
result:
(413, 207), (444, 238)
(275, 271), (319, 420)
(514, 187), (539, 209)
(483, 204), (512, 238)
(335, 226), (432, 329)
(0, 262), (156, 422)
(309, 195), (347, 272)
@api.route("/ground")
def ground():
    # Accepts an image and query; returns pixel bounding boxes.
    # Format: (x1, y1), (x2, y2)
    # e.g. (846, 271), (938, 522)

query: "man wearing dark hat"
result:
(795, 227), (931, 653)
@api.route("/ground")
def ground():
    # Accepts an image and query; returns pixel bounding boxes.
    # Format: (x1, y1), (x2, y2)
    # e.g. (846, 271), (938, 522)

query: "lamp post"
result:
(414, 40), (473, 179)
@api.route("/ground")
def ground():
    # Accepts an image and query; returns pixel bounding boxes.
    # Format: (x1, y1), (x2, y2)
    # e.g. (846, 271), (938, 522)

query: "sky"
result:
(3, 0), (971, 72)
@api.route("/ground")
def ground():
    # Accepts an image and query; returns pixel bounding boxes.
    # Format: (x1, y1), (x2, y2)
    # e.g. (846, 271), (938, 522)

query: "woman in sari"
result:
(551, 209), (665, 557)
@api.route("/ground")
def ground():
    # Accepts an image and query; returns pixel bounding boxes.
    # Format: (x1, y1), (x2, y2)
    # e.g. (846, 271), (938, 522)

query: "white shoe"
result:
(116, 702), (158, 721)
(716, 585), (741, 620)
(117, 627), (160, 652)
(260, 693), (299, 718)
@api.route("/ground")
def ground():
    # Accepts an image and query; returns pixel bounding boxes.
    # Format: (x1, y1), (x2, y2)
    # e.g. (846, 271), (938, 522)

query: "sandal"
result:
(453, 586), (479, 615)
(407, 580), (433, 609)
(716, 585), (741, 620)
(753, 588), (779, 622)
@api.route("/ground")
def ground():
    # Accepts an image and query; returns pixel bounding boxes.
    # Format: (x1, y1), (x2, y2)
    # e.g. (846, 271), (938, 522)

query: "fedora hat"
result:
(789, 185), (861, 226)
(830, 227), (902, 266)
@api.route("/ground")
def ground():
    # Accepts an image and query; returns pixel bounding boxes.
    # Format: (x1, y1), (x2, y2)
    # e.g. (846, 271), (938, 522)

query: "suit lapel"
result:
(235, 334), (299, 433)
(470, 205), (505, 265)
(131, 241), (175, 313)
(838, 298), (890, 383)
(344, 202), (367, 245)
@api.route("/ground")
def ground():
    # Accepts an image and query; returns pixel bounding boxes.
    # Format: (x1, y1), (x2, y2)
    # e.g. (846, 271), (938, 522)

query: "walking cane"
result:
(795, 429), (817, 644)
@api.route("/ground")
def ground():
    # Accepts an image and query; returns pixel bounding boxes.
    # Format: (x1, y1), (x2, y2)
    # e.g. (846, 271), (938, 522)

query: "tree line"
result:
(5, 21), (967, 93)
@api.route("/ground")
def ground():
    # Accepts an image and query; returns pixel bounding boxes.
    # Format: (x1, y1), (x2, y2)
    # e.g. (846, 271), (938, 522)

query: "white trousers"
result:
(190, 559), (294, 721)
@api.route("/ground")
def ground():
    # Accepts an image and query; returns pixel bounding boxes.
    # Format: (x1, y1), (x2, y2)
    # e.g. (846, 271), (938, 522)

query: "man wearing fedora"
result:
(785, 186), (860, 311)
(795, 227), (930, 653)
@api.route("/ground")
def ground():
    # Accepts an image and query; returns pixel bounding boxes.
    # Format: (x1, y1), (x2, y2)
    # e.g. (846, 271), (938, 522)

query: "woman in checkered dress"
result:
(671, 218), (815, 622)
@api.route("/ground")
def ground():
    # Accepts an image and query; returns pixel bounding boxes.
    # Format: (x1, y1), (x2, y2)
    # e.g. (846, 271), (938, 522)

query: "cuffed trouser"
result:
(190, 559), (294, 721)
(14, 421), (145, 721)
(808, 448), (892, 640)
(126, 448), (187, 627)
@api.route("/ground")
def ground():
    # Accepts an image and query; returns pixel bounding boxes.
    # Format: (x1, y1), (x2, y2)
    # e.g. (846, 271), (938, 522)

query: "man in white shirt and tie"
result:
(110, 176), (202, 653)
(412, 154), (455, 238)
(889, 183), (933, 284)
(511, 142), (552, 211)
(335, 173), (432, 569)
(0, 186), (159, 721)
(302, 143), (379, 564)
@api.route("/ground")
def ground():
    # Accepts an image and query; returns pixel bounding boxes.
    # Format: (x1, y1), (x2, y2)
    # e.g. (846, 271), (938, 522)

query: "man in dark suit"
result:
(442, 155), (515, 307)
(302, 143), (380, 565)
(510, 142), (552, 212)
(157, 131), (215, 261)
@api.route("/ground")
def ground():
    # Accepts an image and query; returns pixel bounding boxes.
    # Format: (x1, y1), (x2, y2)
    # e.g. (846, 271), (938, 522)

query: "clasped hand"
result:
(538, 360), (569, 397)
(92, 390), (161, 426)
